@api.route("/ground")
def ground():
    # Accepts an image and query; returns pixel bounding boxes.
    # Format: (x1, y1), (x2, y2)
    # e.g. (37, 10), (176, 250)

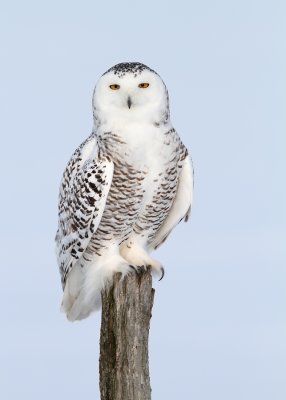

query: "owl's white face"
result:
(93, 63), (169, 127)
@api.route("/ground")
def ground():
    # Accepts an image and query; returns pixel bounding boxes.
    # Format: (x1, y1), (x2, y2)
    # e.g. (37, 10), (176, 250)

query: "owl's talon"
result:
(130, 265), (146, 275)
(138, 265), (146, 274)
(158, 267), (165, 281)
(129, 265), (139, 275)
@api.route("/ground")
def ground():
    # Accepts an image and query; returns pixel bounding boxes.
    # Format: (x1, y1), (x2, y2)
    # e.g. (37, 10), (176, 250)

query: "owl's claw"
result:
(158, 266), (165, 281)
(129, 262), (164, 280)
(129, 265), (146, 276)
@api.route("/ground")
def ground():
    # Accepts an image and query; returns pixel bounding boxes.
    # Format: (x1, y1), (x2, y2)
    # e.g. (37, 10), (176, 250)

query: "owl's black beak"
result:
(127, 96), (132, 109)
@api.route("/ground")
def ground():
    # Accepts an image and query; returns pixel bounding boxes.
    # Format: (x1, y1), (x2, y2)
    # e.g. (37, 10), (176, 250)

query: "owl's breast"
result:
(92, 127), (183, 245)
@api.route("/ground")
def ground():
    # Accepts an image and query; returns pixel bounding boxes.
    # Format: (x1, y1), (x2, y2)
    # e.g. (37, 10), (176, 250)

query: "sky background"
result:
(0, 0), (285, 399)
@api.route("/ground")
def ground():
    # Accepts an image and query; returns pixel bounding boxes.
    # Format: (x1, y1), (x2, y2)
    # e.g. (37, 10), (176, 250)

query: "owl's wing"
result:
(55, 135), (114, 287)
(149, 154), (194, 251)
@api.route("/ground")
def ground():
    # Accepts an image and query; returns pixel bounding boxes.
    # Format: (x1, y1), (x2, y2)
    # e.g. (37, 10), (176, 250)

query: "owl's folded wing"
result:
(149, 154), (194, 250)
(55, 137), (114, 288)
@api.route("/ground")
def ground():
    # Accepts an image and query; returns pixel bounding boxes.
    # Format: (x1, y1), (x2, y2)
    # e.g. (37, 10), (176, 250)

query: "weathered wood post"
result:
(99, 270), (155, 400)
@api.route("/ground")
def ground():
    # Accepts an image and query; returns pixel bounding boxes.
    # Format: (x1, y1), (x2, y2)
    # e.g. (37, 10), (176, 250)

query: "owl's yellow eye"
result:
(138, 83), (149, 88)
(109, 84), (120, 90)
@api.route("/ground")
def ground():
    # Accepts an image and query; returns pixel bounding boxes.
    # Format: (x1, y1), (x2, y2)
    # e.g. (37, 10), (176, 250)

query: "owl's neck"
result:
(93, 103), (170, 133)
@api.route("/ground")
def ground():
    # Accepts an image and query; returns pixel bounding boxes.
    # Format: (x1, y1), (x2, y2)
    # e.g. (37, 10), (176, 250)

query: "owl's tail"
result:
(61, 255), (131, 321)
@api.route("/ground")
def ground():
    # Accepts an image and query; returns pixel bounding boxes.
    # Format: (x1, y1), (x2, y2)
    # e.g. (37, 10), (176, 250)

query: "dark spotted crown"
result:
(103, 62), (156, 78)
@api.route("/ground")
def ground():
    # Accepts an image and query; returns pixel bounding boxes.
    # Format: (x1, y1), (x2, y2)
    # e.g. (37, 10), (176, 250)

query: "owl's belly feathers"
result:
(85, 128), (181, 255)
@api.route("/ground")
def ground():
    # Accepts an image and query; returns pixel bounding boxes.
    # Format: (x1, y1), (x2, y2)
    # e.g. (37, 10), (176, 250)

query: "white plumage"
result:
(56, 62), (194, 321)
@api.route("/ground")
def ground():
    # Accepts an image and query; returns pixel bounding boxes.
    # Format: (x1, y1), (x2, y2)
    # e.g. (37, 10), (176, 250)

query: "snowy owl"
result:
(56, 62), (194, 321)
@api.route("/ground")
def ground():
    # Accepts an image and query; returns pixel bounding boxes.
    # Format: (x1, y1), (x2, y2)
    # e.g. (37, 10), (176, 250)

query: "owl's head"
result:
(92, 62), (170, 128)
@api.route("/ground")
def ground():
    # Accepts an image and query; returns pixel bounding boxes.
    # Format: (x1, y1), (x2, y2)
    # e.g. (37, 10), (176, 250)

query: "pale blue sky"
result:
(0, 0), (285, 399)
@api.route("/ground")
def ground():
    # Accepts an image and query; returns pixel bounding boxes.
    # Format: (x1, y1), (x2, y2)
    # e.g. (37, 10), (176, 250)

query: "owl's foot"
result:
(130, 264), (164, 280)
(129, 264), (147, 276)
(121, 243), (164, 281)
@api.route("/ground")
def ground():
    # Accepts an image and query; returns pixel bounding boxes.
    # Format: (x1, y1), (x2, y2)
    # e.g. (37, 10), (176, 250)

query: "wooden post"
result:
(99, 270), (155, 400)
